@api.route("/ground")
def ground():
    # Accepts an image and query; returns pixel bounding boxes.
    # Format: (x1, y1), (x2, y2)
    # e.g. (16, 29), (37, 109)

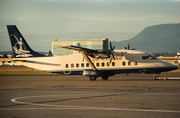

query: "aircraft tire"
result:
(90, 76), (97, 81)
(154, 75), (159, 80)
(102, 76), (108, 80)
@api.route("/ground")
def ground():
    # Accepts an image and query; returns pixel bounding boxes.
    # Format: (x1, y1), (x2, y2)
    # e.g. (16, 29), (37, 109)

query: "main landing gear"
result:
(90, 76), (97, 81)
(89, 76), (109, 81)
(102, 76), (109, 80)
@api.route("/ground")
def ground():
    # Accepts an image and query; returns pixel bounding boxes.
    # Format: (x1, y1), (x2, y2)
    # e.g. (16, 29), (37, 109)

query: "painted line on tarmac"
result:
(8, 95), (180, 113)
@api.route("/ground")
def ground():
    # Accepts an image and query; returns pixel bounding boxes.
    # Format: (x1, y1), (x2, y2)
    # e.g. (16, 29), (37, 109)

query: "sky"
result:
(0, 0), (180, 51)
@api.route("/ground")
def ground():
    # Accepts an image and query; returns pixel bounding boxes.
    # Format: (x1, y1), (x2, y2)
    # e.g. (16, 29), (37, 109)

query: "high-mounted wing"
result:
(59, 45), (98, 70)
(59, 42), (116, 70)
(59, 41), (115, 59)
(59, 45), (98, 53)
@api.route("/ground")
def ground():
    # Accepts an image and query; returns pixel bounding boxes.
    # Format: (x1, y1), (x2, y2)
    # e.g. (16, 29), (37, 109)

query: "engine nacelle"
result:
(83, 70), (102, 77)
(96, 54), (109, 58)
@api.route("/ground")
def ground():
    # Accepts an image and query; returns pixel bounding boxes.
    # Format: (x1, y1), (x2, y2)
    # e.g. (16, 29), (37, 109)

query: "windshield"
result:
(142, 53), (157, 60)
(147, 53), (157, 59)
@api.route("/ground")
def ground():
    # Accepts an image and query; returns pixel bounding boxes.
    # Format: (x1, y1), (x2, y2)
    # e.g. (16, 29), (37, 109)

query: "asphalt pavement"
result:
(0, 74), (180, 118)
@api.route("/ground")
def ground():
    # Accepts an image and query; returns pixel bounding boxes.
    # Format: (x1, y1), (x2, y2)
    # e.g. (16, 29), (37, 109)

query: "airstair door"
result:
(63, 63), (71, 74)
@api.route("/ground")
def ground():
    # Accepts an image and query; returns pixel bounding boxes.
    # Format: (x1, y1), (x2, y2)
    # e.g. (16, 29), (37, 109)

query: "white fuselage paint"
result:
(13, 49), (176, 74)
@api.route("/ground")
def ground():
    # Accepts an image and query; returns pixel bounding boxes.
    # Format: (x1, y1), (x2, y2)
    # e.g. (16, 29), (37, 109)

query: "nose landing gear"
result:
(154, 75), (160, 80)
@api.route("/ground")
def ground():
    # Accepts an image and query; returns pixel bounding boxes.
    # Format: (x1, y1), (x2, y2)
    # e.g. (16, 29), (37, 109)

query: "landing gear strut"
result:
(154, 75), (160, 80)
(90, 76), (97, 81)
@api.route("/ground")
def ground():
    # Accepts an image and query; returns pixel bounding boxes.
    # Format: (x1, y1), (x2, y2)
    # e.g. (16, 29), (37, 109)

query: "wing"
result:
(59, 45), (112, 58)
(59, 45), (98, 70)
(59, 45), (98, 53)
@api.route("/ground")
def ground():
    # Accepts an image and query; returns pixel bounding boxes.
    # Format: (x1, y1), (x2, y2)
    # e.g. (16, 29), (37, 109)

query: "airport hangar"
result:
(52, 38), (108, 56)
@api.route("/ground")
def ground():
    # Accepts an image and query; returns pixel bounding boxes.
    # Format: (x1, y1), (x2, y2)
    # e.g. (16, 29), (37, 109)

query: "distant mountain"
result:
(112, 23), (180, 53)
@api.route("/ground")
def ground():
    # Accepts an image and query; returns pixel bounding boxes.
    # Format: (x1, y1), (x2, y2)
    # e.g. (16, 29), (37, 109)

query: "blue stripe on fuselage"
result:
(52, 67), (178, 75)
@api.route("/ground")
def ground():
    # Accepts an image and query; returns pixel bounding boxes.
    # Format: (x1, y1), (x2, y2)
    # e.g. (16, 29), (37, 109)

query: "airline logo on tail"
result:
(10, 34), (32, 57)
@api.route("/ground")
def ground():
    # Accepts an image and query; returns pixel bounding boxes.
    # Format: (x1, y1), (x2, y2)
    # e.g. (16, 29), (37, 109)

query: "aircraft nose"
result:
(168, 63), (178, 71)
(171, 65), (178, 70)
(162, 60), (178, 71)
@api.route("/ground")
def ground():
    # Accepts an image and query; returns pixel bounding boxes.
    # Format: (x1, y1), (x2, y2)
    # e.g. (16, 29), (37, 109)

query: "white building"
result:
(52, 38), (108, 55)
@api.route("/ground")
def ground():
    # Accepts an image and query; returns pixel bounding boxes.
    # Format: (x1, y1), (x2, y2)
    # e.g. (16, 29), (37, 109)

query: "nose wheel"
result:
(154, 75), (160, 80)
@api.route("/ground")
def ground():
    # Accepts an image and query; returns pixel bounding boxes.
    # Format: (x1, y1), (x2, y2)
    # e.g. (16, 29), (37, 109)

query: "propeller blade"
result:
(108, 40), (116, 64)
(110, 57), (112, 64)
(112, 53), (115, 59)
(110, 41), (112, 51)
(128, 42), (130, 50)
(112, 46), (115, 51)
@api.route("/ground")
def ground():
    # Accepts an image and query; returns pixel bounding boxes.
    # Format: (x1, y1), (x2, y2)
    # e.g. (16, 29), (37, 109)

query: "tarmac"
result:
(0, 74), (180, 118)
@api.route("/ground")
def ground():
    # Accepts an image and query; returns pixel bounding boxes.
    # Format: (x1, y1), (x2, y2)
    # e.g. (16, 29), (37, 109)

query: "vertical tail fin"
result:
(7, 25), (46, 57)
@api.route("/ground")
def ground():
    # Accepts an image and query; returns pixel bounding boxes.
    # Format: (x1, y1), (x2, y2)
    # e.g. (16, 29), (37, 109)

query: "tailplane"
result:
(7, 25), (46, 57)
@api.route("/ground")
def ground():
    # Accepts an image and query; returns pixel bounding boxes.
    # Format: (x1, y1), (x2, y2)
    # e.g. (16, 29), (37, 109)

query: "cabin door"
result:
(63, 63), (71, 74)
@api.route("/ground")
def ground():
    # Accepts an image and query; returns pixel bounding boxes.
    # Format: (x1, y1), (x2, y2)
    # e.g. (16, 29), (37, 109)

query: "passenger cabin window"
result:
(112, 62), (115, 66)
(122, 62), (125, 66)
(134, 61), (137, 65)
(102, 62), (105, 67)
(71, 64), (74, 68)
(86, 63), (89, 67)
(76, 63), (79, 68)
(96, 63), (99, 67)
(66, 64), (68, 68)
(81, 63), (84, 67)
(128, 62), (131, 66)
(107, 62), (110, 66)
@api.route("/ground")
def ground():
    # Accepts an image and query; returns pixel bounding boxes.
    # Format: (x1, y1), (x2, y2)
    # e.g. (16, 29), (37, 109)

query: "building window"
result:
(81, 63), (84, 67)
(86, 63), (89, 67)
(71, 64), (74, 68)
(76, 63), (79, 68)
(122, 62), (125, 66)
(96, 63), (99, 67)
(66, 64), (68, 68)
(112, 62), (115, 66)
(102, 62), (105, 67)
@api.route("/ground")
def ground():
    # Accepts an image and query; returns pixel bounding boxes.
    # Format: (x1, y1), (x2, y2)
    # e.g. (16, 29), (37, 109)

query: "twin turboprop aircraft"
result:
(7, 25), (178, 81)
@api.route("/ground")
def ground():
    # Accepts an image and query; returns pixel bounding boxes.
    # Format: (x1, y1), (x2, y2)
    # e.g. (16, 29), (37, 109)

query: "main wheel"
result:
(102, 76), (108, 80)
(90, 76), (97, 81)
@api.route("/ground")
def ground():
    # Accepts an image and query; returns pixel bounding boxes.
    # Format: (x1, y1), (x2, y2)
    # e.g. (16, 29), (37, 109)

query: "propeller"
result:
(110, 41), (115, 51)
(109, 41), (115, 63)
(124, 42), (135, 50)
(125, 42), (130, 50)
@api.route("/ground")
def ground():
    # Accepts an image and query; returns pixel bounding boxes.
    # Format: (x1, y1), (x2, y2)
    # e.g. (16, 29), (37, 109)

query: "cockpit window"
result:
(142, 56), (148, 60)
(148, 53), (157, 59)
(142, 53), (157, 60)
